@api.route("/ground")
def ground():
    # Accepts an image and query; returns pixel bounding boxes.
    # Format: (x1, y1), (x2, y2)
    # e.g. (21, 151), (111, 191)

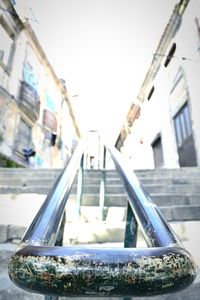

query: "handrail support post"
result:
(124, 201), (138, 248)
(99, 147), (106, 221)
(76, 154), (84, 219)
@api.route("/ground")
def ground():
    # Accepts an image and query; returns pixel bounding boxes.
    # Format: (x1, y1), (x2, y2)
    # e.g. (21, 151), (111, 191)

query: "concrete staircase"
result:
(0, 167), (200, 299)
(1, 167), (200, 218)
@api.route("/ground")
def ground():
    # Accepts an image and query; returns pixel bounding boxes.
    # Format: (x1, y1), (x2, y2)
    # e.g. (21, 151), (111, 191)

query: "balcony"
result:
(19, 81), (40, 122)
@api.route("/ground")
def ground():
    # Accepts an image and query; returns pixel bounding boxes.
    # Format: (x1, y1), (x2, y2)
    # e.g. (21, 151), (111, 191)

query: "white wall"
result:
(123, 0), (200, 169)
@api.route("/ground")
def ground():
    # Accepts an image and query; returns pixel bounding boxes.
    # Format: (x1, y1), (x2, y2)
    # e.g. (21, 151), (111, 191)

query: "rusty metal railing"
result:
(8, 138), (197, 298)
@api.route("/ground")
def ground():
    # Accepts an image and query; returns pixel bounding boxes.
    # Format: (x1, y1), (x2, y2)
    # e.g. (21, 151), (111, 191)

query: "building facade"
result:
(116, 0), (200, 169)
(0, 0), (80, 167)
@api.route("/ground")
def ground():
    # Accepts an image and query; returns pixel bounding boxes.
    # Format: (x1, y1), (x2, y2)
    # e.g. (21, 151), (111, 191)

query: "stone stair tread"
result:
(159, 205), (200, 221)
(0, 274), (44, 299)
(0, 242), (43, 299)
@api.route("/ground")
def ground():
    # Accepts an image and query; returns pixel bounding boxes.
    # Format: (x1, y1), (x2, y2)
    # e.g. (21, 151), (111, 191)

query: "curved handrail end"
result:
(8, 245), (197, 297)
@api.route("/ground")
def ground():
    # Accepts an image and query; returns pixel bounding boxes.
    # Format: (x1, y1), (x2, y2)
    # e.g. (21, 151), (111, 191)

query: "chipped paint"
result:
(8, 246), (197, 297)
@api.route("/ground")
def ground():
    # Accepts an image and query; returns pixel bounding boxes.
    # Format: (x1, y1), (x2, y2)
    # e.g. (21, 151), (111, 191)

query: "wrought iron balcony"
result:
(19, 81), (40, 122)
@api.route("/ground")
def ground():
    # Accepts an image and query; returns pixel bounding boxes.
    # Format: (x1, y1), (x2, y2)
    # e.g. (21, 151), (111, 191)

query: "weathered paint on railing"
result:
(9, 246), (196, 297)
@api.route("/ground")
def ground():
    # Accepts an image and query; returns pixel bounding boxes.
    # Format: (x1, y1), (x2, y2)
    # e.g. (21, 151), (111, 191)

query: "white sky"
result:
(15, 0), (177, 140)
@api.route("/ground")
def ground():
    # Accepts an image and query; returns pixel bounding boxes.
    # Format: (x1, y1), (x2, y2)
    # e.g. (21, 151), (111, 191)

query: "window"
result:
(183, 103), (192, 136)
(174, 102), (197, 167)
(152, 135), (164, 168)
(0, 18), (14, 72)
(164, 42), (176, 67)
(147, 86), (155, 101)
(174, 103), (192, 147)
(174, 117), (182, 147)
(14, 118), (32, 158)
(43, 109), (57, 132)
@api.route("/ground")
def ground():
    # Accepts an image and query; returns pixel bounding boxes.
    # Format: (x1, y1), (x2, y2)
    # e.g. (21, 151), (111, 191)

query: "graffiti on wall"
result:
(43, 109), (57, 132)
(22, 62), (38, 92)
(44, 91), (57, 113)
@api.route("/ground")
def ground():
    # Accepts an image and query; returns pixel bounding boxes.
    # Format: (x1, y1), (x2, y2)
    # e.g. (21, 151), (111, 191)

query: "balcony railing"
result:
(8, 137), (197, 298)
(19, 81), (40, 122)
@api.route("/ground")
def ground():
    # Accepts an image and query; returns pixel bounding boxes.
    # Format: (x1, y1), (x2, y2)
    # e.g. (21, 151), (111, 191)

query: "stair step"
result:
(152, 194), (200, 206)
(0, 168), (200, 224)
(138, 177), (200, 185)
(1, 184), (200, 198)
(79, 194), (128, 206)
(145, 184), (200, 194)
(0, 186), (54, 194)
(159, 205), (200, 221)
(0, 274), (44, 299)
(0, 243), (43, 299)
(0, 177), (59, 184)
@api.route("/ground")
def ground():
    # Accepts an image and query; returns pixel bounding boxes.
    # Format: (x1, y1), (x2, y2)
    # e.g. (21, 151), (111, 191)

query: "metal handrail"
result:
(105, 142), (178, 248)
(8, 138), (197, 298)
(18, 139), (85, 247)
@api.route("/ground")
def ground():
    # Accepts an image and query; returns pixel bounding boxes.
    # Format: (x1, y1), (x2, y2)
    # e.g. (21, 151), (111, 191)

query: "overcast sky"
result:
(15, 0), (177, 139)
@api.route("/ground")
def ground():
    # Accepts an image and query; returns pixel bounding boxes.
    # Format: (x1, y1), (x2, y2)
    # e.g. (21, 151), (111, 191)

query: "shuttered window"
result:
(174, 103), (192, 147)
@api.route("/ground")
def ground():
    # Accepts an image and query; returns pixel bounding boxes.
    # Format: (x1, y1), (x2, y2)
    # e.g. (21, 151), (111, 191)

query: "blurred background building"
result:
(0, 0), (80, 168)
(1, 0), (200, 171)
(116, 0), (200, 170)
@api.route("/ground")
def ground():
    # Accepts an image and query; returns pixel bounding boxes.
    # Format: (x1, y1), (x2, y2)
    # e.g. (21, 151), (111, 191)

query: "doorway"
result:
(152, 135), (164, 168)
